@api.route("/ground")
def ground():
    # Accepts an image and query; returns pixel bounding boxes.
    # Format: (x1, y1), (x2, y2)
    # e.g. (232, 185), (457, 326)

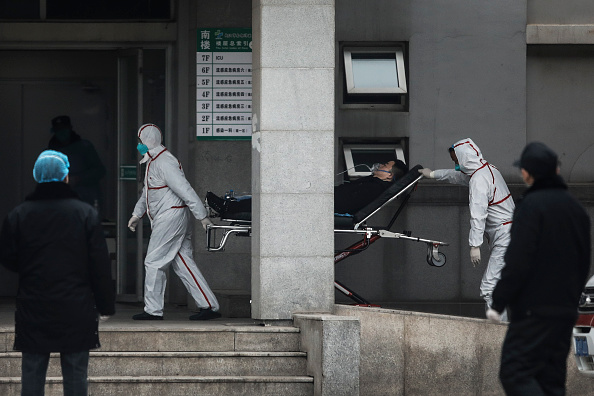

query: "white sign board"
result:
(196, 28), (252, 140)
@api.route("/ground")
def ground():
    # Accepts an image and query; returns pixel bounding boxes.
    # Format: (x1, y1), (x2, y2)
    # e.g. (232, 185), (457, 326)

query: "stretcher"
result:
(204, 164), (448, 305)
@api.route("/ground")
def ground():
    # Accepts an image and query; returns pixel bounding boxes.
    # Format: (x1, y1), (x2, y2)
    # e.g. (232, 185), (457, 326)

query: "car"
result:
(573, 275), (594, 376)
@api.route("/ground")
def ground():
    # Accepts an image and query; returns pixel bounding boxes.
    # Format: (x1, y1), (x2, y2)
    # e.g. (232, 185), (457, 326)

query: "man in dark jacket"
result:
(488, 142), (591, 396)
(48, 115), (106, 210)
(0, 150), (115, 396)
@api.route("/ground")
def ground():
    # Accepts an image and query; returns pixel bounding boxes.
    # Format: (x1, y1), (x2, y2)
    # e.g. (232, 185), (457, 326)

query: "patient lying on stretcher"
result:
(206, 160), (408, 217)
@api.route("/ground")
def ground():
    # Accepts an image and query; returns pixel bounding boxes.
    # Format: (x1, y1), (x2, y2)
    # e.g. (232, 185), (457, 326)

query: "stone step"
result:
(0, 321), (312, 396)
(0, 375), (314, 396)
(1, 351), (307, 377)
(0, 326), (301, 352)
(213, 290), (252, 318)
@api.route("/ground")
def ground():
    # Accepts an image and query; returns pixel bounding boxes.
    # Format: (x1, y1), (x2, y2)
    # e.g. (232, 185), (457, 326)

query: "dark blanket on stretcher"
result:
(334, 175), (394, 215)
(352, 164), (423, 223)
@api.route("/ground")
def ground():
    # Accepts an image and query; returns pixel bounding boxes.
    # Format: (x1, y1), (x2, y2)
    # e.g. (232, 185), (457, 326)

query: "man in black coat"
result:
(48, 115), (106, 209)
(488, 142), (591, 396)
(0, 150), (115, 396)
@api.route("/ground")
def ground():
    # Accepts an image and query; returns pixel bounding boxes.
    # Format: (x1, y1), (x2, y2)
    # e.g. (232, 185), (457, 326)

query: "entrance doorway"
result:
(0, 48), (168, 302)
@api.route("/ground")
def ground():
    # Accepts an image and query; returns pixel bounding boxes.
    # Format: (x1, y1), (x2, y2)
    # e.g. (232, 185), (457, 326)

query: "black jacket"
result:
(334, 176), (392, 215)
(0, 182), (115, 353)
(492, 175), (591, 320)
(48, 131), (106, 206)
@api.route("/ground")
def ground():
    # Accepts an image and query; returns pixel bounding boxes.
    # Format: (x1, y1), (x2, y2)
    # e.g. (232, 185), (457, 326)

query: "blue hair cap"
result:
(33, 150), (70, 183)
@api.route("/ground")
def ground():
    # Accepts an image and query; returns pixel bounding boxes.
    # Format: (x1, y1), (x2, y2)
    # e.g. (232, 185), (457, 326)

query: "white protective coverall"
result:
(433, 138), (515, 309)
(132, 124), (219, 316)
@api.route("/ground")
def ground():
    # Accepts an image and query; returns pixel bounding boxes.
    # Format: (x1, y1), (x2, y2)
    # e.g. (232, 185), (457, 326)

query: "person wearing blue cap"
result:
(32, 149), (71, 183)
(0, 150), (115, 396)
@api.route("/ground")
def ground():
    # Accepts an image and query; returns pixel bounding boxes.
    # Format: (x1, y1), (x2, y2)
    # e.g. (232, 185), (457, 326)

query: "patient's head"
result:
(391, 160), (408, 181)
(373, 160), (408, 182)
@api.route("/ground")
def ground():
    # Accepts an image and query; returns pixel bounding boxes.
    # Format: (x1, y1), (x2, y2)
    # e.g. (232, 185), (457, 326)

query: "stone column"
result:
(251, 0), (335, 320)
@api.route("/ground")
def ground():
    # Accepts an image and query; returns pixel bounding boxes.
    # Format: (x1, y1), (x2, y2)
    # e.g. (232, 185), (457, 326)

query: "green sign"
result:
(119, 165), (137, 180)
(198, 28), (252, 52)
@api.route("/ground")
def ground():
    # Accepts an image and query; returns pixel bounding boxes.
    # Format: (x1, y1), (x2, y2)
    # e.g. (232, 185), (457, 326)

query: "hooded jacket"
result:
(433, 138), (515, 247)
(132, 124), (208, 223)
(491, 175), (591, 319)
(0, 182), (115, 353)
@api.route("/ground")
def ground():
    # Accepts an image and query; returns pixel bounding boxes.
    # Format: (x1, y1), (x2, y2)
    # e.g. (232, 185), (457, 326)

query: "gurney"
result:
(204, 164), (448, 305)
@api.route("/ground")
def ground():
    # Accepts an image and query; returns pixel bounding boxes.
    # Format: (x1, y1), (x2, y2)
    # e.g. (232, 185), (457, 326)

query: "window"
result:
(344, 48), (407, 94)
(47, 0), (171, 19)
(341, 44), (408, 110)
(0, 0), (39, 19)
(343, 143), (405, 179)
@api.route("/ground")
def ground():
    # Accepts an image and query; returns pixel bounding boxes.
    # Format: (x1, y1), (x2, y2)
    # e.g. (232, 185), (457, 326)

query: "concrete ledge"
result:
(294, 313), (360, 396)
(0, 23), (176, 44)
(334, 305), (594, 396)
(527, 24), (594, 44)
(412, 182), (594, 205)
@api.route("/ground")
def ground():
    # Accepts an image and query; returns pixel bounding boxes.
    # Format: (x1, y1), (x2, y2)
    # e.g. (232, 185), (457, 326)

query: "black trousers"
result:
(499, 315), (575, 396)
(21, 350), (89, 396)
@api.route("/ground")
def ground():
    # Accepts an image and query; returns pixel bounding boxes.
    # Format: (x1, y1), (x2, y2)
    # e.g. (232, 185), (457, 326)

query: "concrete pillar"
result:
(294, 313), (361, 396)
(251, 0), (336, 320)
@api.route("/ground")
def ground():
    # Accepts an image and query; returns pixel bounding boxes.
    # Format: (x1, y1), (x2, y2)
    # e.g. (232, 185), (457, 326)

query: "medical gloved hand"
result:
(99, 315), (111, 322)
(200, 217), (213, 231)
(486, 308), (502, 323)
(470, 246), (481, 267)
(128, 215), (140, 232)
(419, 168), (435, 178)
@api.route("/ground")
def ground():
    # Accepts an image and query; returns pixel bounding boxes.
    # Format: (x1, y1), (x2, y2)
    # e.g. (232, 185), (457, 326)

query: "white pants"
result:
(143, 208), (219, 316)
(480, 224), (511, 321)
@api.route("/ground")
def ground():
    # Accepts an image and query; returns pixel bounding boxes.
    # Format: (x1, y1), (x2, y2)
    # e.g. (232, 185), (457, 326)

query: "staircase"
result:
(0, 320), (313, 395)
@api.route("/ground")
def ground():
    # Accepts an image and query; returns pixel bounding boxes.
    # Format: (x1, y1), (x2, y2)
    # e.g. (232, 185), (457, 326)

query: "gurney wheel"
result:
(428, 252), (446, 267)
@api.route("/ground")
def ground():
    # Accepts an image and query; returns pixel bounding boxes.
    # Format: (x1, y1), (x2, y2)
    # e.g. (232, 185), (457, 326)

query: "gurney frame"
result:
(205, 166), (448, 306)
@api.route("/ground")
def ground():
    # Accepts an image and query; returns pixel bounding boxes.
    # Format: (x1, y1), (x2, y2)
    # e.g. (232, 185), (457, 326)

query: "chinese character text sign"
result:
(197, 28), (252, 140)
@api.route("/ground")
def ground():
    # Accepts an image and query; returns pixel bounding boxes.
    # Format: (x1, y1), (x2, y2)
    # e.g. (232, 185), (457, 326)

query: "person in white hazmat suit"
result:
(419, 138), (514, 319)
(128, 123), (220, 320)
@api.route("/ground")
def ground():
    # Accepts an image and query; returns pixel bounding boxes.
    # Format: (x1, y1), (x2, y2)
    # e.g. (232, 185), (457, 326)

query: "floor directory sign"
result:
(197, 28), (252, 140)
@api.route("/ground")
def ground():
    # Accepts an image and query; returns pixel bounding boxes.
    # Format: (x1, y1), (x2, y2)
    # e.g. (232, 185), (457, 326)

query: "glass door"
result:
(117, 49), (145, 302)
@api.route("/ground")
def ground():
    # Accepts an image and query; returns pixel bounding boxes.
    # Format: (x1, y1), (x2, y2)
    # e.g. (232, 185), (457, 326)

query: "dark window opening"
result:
(0, 0), (171, 20)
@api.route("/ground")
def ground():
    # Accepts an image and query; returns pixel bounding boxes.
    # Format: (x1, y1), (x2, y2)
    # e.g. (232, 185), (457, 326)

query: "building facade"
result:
(0, 0), (592, 320)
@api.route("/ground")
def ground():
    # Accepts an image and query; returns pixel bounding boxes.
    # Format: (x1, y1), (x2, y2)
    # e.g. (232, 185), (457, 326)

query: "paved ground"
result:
(0, 297), (486, 330)
(0, 298), (262, 331)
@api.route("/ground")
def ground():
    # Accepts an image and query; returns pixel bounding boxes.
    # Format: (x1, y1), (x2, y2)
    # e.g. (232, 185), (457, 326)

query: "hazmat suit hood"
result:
(452, 138), (485, 174)
(138, 124), (163, 150)
(138, 124), (164, 164)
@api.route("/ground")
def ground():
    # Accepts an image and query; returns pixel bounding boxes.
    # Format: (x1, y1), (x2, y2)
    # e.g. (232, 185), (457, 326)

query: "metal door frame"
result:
(116, 45), (173, 301)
